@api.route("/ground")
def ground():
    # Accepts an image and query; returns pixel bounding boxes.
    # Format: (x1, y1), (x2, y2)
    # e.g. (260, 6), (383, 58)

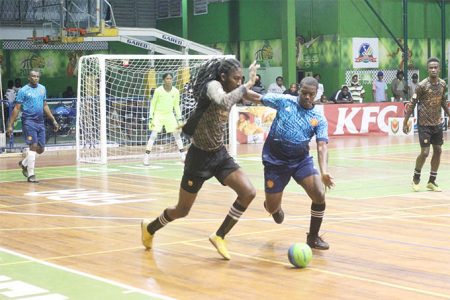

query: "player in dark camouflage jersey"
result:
(141, 58), (259, 260)
(403, 57), (450, 192)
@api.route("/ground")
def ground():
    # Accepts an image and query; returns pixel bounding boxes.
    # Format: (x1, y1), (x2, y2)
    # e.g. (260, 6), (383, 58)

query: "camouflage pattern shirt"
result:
(191, 81), (247, 151)
(407, 78), (447, 126)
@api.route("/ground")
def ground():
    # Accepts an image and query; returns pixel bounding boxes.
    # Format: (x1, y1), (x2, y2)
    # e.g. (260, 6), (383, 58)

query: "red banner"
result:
(323, 102), (405, 136)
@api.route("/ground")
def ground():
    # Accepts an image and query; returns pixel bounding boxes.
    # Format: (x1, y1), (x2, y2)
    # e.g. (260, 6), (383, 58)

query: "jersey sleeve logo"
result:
(310, 118), (319, 127)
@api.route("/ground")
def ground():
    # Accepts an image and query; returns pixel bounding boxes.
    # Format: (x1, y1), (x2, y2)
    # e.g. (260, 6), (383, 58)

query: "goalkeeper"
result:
(144, 73), (186, 165)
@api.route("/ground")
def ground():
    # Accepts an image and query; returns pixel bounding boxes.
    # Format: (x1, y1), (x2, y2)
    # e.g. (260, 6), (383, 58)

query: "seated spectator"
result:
(332, 85), (353, 104)
(313, 73), (324, 101)
(348, 74), (365, 103)
(62, 86), (75, 98)
(283, 83), (299, 96)
(320, 94), (329, 104)
(251, 74), (266, 95)
(268, 76), (286, 94)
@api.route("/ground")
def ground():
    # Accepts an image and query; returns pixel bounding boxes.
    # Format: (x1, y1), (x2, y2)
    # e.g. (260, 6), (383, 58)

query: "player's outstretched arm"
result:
(317, 140), (334, 190)
(243, 89), (263, 104)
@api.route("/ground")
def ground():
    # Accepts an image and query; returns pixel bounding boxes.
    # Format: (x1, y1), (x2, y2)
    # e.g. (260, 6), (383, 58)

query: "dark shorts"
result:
(264, 156), (318, 193)
(181, 144), (240, 193)
(418, 125), (443, 147)
(22, 120), (46, 147)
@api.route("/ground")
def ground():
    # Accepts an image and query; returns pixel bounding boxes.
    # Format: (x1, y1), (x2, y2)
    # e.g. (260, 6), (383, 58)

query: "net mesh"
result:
(77, 54), (232, 164)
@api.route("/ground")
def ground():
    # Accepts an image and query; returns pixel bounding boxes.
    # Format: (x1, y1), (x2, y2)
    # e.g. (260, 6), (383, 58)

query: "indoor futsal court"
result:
(2, 0), (450, 299)
(1, 134), (449, 299)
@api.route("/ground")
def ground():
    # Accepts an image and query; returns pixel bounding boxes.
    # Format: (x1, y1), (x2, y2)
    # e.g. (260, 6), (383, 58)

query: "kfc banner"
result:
(324, 102), (405, 136)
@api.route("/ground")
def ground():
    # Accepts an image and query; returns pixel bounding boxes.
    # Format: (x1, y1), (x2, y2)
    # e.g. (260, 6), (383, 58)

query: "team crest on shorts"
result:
(188, 180), (194, 187)
(310, 118), (319, 127)
(27, 136), (32, 141)
(424, 139), (428, 144)
(266, 180), (274, 189)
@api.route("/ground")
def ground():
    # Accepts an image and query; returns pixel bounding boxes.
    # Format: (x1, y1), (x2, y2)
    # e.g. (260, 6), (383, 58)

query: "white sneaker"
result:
(143, 153), (150, 166)
(180, 151), (186, 163)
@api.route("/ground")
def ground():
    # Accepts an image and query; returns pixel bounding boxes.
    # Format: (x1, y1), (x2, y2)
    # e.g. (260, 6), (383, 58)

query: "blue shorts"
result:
(22, 120), (46, 147)
(264, 156), (318, 193)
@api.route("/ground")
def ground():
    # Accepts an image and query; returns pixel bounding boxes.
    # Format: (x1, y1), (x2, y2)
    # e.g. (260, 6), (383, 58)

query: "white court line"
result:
(0, 247), (175, 300)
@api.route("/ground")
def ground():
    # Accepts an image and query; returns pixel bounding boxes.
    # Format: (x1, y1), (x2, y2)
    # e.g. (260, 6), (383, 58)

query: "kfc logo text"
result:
(324, 103), (404, 136)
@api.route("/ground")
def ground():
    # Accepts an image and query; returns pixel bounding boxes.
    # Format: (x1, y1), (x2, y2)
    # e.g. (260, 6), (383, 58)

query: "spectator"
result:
(408, 73), (419, 100)
(268, 76), (286, 94)
(333, 85), (353, 104)
(62, 86), (75, 98)
(372, 71), (388, 102)
(391, 70), (407, 101)
(313, 73), (324, 101)
(283, 83), (299, 96)
(348, 74), (365, 103)
(4, 80), (16, 105)
(13, 77), (22, 93)
(251, 74), (266, 95)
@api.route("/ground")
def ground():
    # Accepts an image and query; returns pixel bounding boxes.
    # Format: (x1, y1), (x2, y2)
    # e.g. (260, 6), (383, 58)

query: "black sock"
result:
(309, 203), (326, 237)
(147, 209), (173, 235)
(216, 200), (246, 238)
(145, 150), (151, 154)
(428, 171), (437, 184)
(413, 169), (421, 184)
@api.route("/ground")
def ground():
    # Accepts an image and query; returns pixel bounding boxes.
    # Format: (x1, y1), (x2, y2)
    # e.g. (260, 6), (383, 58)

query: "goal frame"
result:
(76, 54), (237, 164)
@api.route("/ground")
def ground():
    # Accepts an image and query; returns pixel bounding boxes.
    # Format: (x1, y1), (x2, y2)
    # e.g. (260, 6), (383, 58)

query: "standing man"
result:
(144, 73), (186, 165)
(372, 71), (388, 102)
(408, 73), (419, 100)
(403, 57), (450, 192)
(244, 77), (335, 250)
(7, 70), (59, 183)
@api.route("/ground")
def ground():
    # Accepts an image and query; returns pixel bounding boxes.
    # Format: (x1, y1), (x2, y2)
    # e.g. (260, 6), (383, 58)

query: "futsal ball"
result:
(288, 243), (312, 268)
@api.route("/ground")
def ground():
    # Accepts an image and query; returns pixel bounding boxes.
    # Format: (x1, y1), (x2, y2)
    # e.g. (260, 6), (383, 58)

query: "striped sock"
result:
(309, 203), (326, 237)
(428, 171), (437, 184)
(148, 209), (173, 235)
(216, 200), (246, 238)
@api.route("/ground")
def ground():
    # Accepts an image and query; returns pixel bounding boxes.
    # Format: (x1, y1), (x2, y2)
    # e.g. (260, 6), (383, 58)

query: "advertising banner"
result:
(322, 102), (405, 136)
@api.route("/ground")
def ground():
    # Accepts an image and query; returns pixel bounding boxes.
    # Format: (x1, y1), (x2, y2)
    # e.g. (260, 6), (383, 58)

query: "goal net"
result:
(76, 54), (237, 164)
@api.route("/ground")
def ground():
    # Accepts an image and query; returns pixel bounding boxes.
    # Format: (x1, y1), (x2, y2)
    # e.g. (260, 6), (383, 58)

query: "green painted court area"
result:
(0, 248), (170, 300)
(0, 142), (448, 200)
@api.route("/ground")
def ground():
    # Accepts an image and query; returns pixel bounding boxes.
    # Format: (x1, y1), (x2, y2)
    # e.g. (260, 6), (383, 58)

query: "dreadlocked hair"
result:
(192, 57), (242, 100)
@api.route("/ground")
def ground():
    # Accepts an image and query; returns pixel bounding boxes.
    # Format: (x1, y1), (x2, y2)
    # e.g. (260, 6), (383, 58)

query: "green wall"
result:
(2, 0), (449, 102)
(156, 0), (450, 102)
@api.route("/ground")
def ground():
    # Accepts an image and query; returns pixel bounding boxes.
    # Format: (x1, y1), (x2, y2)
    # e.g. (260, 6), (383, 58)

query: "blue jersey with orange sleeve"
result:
(261, 93), (328, 165)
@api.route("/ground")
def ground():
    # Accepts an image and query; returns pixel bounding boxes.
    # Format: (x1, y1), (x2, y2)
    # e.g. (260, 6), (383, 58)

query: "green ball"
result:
(288, 243), (312, 268)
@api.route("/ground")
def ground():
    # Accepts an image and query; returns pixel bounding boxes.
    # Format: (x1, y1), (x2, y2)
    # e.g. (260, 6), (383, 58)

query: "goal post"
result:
(76, 54), (238, 164)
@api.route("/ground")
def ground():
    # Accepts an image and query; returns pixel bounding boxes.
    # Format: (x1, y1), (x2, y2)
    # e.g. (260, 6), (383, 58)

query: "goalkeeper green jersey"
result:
(149, 86), (181, 119)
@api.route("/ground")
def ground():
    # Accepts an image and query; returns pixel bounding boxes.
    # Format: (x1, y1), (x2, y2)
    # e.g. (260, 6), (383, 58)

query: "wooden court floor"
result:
(0, 135), (450, 299)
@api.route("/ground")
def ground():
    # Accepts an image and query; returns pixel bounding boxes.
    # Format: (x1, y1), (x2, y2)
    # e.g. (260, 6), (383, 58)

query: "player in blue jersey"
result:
(7, 70), (59, 183)
(244, 76), (335, 250)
